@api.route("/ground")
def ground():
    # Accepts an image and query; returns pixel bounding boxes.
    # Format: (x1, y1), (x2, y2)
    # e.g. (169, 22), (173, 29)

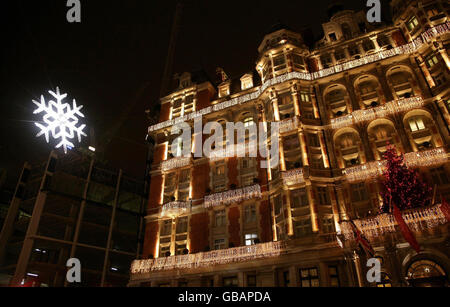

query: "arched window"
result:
(325, 86), (348, 118)
(334, 129), (362, 168)
(341, 23), (352, 40)
(406, 259), (448, 287)
(387, 67), (415, 98)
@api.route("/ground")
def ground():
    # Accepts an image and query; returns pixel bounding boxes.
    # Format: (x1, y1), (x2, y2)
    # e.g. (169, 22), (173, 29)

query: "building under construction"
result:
(0, 150), (145, 287)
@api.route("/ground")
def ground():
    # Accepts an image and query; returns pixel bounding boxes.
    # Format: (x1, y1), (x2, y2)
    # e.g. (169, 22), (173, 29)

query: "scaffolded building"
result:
(0, 150), (144, 287)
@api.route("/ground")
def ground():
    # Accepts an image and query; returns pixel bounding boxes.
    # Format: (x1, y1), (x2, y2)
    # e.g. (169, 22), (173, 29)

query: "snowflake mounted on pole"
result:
(33, 87), (87, 154)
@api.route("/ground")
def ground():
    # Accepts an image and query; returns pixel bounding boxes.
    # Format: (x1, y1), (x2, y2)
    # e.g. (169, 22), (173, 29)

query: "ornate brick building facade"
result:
(130, 1), (450, 287)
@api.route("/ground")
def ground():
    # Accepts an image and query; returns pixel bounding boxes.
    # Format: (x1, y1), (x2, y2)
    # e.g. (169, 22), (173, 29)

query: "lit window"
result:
(406, 16), (419, 31)
(299, 91), (311, 103)
(245, 233), (258, 246)
(299, 268), (320, 287)
(409, 117), (426, 132)
(244, 117), (255, 128)
(426, 54), (439, 69)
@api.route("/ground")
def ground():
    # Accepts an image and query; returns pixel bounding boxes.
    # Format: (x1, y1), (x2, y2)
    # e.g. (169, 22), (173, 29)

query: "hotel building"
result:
(130, 1), (450, 287)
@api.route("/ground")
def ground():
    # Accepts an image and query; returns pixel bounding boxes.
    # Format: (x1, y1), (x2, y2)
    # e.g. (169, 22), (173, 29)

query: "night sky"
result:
(0, 0), (391, 188)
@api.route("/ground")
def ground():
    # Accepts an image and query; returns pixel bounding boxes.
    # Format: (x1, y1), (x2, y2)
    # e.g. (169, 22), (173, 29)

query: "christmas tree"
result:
(380, 146), (432, 213)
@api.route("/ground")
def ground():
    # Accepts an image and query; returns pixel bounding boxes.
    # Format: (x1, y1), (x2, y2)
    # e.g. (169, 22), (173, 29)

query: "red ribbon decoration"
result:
(393, 203), (420, 253)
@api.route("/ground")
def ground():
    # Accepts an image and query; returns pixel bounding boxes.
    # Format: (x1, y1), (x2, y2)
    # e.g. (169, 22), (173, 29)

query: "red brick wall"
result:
(228, 207), (241, 247)
(142, 221), (159, 259)
(189, 212), (210, 253)
(191, 163), (210, 200)
(259, 200), (272, 242)
(159, 103), (171, 122)
(148, 174), (163, 211)
(196, 88), (214, 110)
(153, 144), (166, 165)
(227, 157), (238, 187)
(392, 30), (406, 46)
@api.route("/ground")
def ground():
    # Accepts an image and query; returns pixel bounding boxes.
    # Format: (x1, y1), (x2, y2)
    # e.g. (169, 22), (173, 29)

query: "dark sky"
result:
(0, 0), (391, 188)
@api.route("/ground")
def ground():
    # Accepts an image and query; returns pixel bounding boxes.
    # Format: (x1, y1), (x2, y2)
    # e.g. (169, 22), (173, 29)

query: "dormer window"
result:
(240, 74), (253, 90)
(179, 72), (192, 89)
(218, 83), (230, 98)
(329, 33), (337, 42)
(171, 94), (195, 119)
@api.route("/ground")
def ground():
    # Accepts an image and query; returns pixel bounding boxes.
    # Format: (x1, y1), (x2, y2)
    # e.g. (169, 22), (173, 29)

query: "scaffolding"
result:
(0, 150), (144, 287)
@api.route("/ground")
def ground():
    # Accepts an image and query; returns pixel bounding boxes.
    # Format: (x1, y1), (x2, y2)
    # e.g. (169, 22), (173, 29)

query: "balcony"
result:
(282, 169), (305, 186)
(331, 96), (424, 130)
(343, 148), (448, 182)
(130, 241), (285, 279)
(279, 116), (299, 134)
(340, 204), (448, 241)
(160, 202), (190, 219)
(161, 156), (191, 172)
(204, 184), (262, 209)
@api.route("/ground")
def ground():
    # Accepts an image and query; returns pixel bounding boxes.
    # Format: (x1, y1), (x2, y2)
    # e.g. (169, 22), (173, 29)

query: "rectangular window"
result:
(274, 195), (283, 216)
(317, 187), (329, 205)
(407, 16), (419, 31)
(214, 238), (226, 250)
(431, 167), (449, 185)
(425, 54), (439, 69)
(282, 271), (290, 287)
(292, 54), (305, 68)
(299, 91), (311, 103)
(247, 275), (257, 287)
(322, 217), (335, 234)
(351, 183), (368, 202)
(176, 217), (188, 234)
(279, 92), (293, 105)
(244, 204), (257, 223)
(291, 189), (308, 209)
(409, 118), (426, 132)
(308, 133), (321, 148)
(329, 266), (340, 287)
(223, 276), (238, 287)
(214, 210), (226, 227)
(273, 54), (286, 72)
(294, 219), (312, 238)
(245, 233), (258, 246)
(299, 268), (320, 287)
(161, 220), (172, 236)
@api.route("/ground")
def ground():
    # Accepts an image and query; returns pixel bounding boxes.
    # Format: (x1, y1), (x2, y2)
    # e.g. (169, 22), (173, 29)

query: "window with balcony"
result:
(335, 49), (346, 62)
(211, 160), (227, 193)
(388, 70), (414, 98)
(307, 133), (320, 148)
(326, 87), (348, 117)
(362, 39), (375, 52)
(406, 16), (419, 32)
(377, 35), (390, 48)
(299, 268), (320, 287)
(279, 91), (293, 106)
(245, 233), (258, 246)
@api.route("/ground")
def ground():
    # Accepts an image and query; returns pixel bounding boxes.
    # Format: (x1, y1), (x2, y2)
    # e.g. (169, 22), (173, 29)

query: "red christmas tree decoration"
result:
(380, 146), (432, 214)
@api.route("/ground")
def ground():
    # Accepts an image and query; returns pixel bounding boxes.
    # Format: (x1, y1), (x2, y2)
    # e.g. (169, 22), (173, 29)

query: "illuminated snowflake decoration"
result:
(33, 87), (87, 154)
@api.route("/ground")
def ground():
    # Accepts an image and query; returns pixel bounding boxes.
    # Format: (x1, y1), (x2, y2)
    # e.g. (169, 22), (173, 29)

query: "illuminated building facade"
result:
(131, 1), (450, 287)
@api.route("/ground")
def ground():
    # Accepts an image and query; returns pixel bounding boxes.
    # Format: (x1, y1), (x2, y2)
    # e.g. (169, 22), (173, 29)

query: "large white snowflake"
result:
(33, 87), (87, 154)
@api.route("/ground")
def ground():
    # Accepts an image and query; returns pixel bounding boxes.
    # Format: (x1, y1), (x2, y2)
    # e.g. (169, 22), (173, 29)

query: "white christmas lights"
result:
(161, 156), (191, 172)
(148, 22), (449, 134)
(160, 201), (190, 219)
(130, 241), (284, 278)
(33, 87), (86, 154)
(331, 96), (424, 129)
(282, 169), (305, 186)
(343, 148), (448, 182)
(204, 184), (262, 209)
(340, 204), (448, 240)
